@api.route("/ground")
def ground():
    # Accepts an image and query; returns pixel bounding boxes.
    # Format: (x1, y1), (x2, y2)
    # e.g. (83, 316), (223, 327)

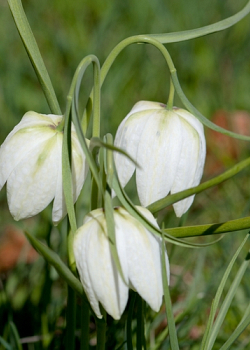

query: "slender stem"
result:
(65, 286), (76, 350)
(136, 295), (145, 350)
(96, 317), (106, 350)
(92, 61), (101, 138)
(80, 302), (90, 350)
(166, 77), (175, 109)
(126, 292), (136, 350)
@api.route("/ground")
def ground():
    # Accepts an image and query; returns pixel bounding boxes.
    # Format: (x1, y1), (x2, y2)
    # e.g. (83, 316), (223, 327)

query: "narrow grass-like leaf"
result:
(148, 157), (250, 214)
(24, 231), (85, 298)
(64, 55), (103, 194)
(9, 323), (22, 350)
(136, 295), (145, 350)
(150, 1), (250, 43)
(62, 112), (77, 234)
(219, 311), (250, 350)
(90, 137), (139, 167)
(8, 0), (61, 115)
(126, 292), (136, 350)
(164, 216), (250, 239)
(202, 234), (250, 350)
(161, 234), (179, 350)
(0, 337), (12, 350)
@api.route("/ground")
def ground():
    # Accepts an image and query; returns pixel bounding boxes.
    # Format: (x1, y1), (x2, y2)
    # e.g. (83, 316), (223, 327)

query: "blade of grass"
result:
(126, 292), (137, 350)
(219, 312), (250, 350)
(202, 234), (250, 350)
(8, 0), (61, 114)
(163, 216), (250, 239)
(9, 322), (22, 350)
(24, 231), (86, 298)
(161, 235), (179, 350)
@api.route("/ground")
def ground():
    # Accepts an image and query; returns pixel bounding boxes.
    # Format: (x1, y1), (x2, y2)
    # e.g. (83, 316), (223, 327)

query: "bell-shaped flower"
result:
(114, 101), (206, 217)
(0, 111), (88, 224)
(73, 206), (169, 320)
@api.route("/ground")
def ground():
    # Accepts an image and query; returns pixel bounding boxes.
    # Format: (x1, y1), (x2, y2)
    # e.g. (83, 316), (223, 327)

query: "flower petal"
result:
(0, 122), (57, 191)
(116, 207), (169, 312)
(7, 135), (60, 220)
(136, 110), (183, 206)
(171, 110), (206, 216)
(74, 213), (128, 320)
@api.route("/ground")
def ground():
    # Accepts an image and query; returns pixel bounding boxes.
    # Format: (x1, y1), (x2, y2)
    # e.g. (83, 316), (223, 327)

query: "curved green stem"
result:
(96, 35), (250, 142)
(166, 77), (175, 109)
(150, 0), (250, 43)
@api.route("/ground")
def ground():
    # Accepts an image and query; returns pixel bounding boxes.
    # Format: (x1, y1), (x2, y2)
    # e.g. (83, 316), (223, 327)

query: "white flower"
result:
(114, 101), (206, 217)
(73, 206), (169, 320)
(0, 111), (88, 224)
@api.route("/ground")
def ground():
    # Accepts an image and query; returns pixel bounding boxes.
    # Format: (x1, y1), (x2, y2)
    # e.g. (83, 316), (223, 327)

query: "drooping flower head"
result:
(114, 101), (206, 217)
(0, 111), (88, 224)
(73, 206), (169, 320)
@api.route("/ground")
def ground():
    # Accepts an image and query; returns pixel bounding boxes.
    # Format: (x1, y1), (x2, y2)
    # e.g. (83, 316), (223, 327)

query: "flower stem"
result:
(65, 286), (76, 349)
(166, 77), (175, 109)
(96, 316), (106, 350)
(80, 301), (90, 350)
(136, 294), (146, 350)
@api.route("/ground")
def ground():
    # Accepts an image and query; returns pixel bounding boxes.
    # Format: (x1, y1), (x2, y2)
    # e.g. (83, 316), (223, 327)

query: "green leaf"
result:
(24, 231), (86, 298)
(0, 336), (12, 350)
(219, 311), (250, 350)
(126, 292), (136, 350)
(201, 233), (250, 350)
(8, 0), (61, 115)
(9, 322), (22, 350)
(161, 234), (179, 350)
(163, 217), (250, 239)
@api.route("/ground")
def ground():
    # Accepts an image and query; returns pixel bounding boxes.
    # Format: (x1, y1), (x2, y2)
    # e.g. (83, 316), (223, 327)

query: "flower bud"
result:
(73, 206), (169, 320)
(0, 111), (88, 223)
(114, 101), (206, 217)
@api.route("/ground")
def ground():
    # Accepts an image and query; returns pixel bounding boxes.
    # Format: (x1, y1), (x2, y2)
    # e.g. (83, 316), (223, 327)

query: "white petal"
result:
(71, 132), (88, 201)
(116, 207), (168, 311)
(7, 135), (60, 220)
(0, 124), (57, 191)
(114, 102), (165, 189)
(51, 134), (65, 224)
(74, 214), (128, 320)
(128, 101), (165, 114)
(74, 220), (102, 318)
(171, 111), (206, 216)
(136, 111), (183, 206)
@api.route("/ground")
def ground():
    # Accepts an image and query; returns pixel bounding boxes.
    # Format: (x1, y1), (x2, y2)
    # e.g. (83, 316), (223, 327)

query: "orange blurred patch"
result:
(0, 225), (38, 273)
(205, 110), (250, 177)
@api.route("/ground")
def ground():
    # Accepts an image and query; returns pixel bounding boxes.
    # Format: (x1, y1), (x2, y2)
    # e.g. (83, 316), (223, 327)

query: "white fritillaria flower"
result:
(73, 206), (169, 320)
(114, 101), (206, 217)
(0, 111), (88, 224)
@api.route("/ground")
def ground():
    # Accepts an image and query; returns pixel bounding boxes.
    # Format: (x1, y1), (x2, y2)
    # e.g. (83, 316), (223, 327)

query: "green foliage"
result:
(1, 0), (250, 349)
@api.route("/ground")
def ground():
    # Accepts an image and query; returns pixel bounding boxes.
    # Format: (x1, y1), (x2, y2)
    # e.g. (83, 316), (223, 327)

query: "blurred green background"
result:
(1, 0), (250, 348)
